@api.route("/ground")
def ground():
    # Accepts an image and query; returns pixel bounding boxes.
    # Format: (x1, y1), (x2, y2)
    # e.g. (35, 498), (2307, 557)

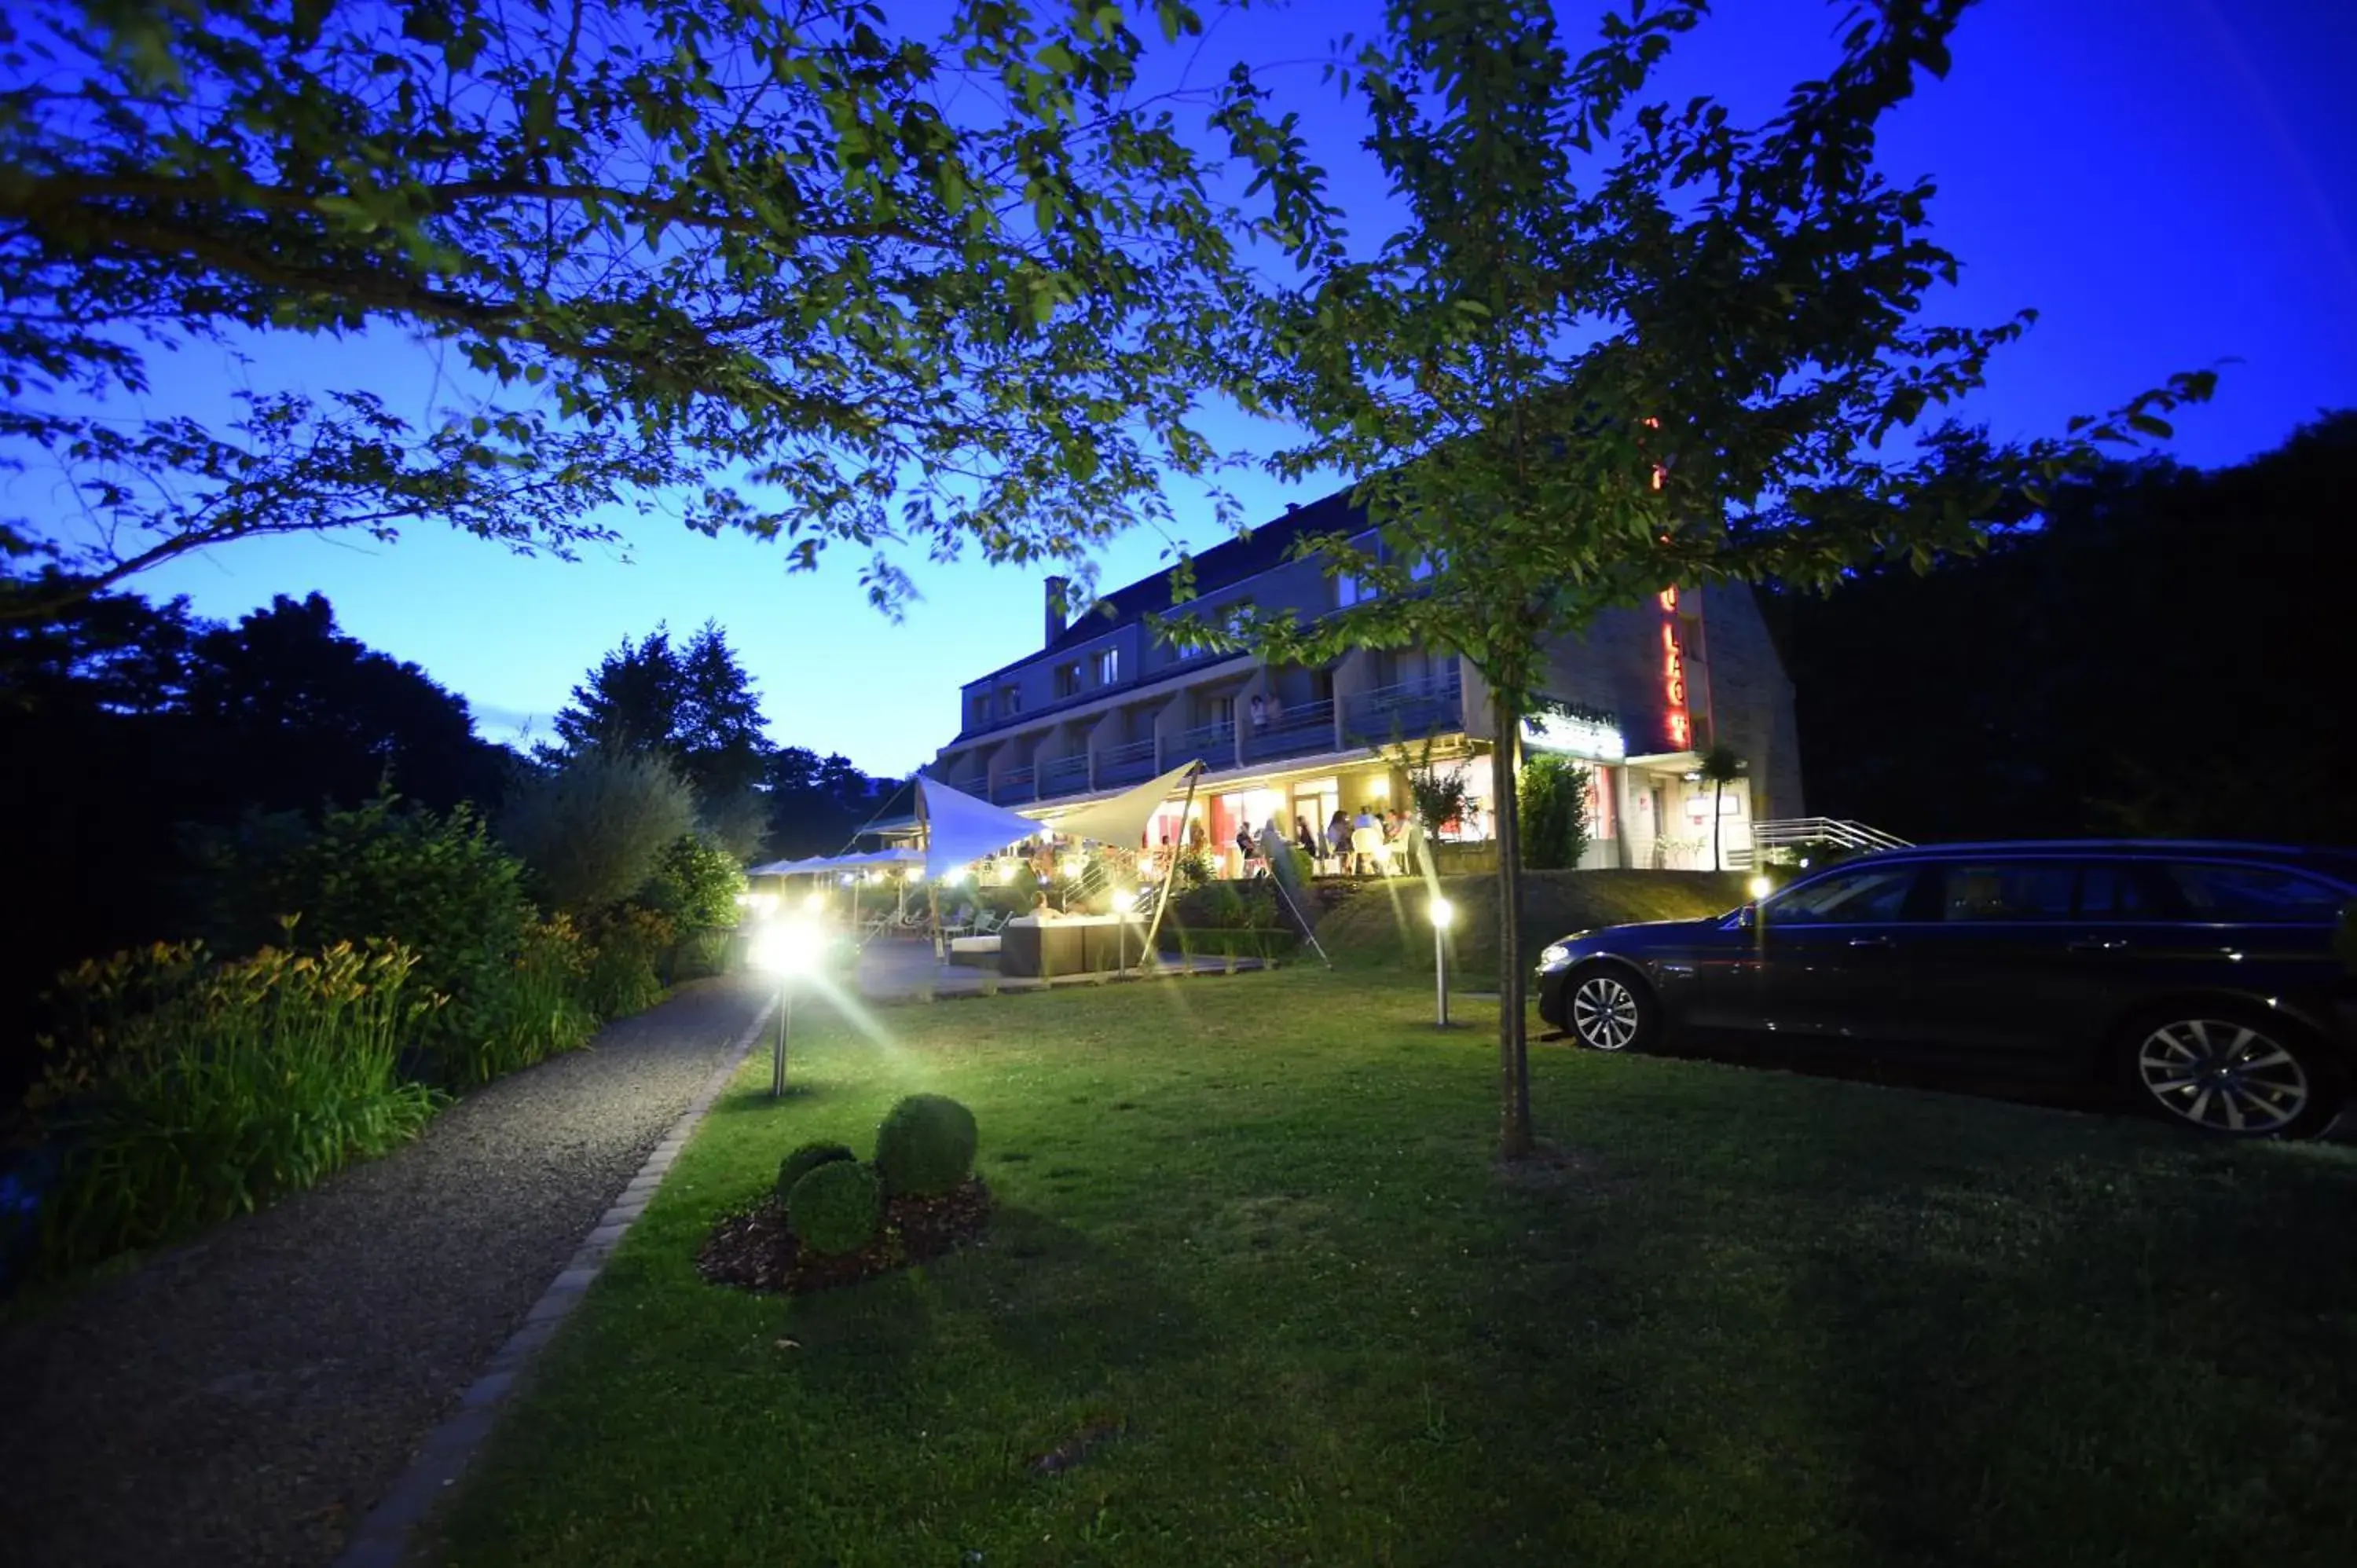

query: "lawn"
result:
(425, 968), (2357, 1568)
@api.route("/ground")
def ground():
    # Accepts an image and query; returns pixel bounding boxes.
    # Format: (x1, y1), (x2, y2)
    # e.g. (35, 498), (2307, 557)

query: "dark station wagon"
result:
(1535, 841), (2357, 1138)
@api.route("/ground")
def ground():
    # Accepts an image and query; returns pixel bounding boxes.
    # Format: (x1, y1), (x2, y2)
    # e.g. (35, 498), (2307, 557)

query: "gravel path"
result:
(0, 974), (769, 1568)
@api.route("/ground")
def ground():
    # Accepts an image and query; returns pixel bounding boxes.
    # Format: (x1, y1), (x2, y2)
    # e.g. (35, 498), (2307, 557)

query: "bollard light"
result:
(1429, 896), (1453, 1028)
(752, 918), (825, 1097)
(1747, 874), (1773, 901)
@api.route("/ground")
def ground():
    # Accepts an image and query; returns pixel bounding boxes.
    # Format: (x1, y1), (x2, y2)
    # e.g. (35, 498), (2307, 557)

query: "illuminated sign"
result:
(1659, 587), (1691, 750)
(1522, 710), (1626, 760)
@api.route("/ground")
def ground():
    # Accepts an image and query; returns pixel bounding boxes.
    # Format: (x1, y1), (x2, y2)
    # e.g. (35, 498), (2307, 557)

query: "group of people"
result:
(1226, 804), (1410, 879)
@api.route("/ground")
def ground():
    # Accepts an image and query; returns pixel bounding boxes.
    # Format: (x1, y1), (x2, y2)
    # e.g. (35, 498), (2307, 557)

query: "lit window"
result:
(1054, 662), (1081, 698)
(998, 684), (1022, 718)
(1092, 647), (1120, 685)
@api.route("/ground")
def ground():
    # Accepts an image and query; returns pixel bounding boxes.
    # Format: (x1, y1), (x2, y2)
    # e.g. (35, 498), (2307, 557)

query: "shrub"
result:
(578, 905), (674, 1019)
(1519, 753), (1593, 870)
(776, 1140), (857, 1202)
(447, 917), (596, 1087)
(499, 748), (698, 914)
(641, 833), (747, 931)
(787, 1160), (881, 1257)
(191, 797), (535, 1035)
(26, 937), (439, 1273)
(874, 1094), (979, 1197)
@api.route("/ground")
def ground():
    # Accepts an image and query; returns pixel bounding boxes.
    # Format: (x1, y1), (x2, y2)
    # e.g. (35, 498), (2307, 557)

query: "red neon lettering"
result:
(1658, 586), (1678, 612)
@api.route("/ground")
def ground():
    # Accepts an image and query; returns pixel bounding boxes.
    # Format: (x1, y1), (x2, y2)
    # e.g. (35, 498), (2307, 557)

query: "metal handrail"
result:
(989, 767), (1036, 804)
(1040, 753), (1091, 794)
(1736, 816), (1912, 868)
(1342, 672), (1462, 739)
(1244, 698), (1337, 758)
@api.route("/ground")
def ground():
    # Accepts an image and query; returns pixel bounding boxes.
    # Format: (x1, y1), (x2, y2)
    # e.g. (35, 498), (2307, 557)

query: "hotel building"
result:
(927, 490), (1805, 874)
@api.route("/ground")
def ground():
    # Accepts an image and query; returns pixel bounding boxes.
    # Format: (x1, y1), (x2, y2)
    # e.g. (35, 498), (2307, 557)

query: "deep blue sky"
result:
(86, 0), (2357, 775)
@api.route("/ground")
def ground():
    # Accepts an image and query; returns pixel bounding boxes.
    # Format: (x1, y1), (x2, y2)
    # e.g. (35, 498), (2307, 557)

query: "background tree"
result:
(498, 748), (697, 914)
(0, 0), (1321, 620)
(1212, 0), (2209, 1156)
(1766, 412), (2356, 846)
(552, 621), (770, 856)
(1696, 744), (1743, 874)
(764, 746), (893, 859)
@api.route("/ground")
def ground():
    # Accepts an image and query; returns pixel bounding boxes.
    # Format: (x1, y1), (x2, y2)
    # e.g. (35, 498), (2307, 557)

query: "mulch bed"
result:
(697, 1176), (992, 1295)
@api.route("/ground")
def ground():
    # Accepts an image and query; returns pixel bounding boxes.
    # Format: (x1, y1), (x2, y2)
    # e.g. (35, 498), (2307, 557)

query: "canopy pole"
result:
(1135, 764), (1200, 973)
(915, 779), (946, 962)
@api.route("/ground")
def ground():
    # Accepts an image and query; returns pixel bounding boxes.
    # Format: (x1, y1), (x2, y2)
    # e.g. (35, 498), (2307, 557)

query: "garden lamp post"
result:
(750, 917), (824, 1097)
(1430, 896), (1454, 1028)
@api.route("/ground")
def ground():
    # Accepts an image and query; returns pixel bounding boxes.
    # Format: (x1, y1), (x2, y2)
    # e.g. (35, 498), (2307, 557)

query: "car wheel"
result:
(2119, 1005), (2344, 1139)
(1565, 965), (1657, 1053)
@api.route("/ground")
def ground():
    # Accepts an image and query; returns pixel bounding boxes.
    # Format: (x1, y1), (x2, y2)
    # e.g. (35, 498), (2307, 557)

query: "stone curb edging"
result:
(333, 992), (779, 1568)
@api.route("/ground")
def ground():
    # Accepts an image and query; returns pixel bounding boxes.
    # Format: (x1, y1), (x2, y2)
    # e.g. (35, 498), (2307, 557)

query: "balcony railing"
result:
(988, 767), (1036, 804)
(1167, 720), (1236, 768)
(1342, 671), (1464, 744)
(1039, 753), (1091, 797)
(1095, 737), (1157, 787)
(1242, 698), (1338, 762)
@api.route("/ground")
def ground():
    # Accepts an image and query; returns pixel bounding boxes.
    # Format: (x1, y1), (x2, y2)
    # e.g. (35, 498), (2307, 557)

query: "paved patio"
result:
(847, 934), (1264, 1002)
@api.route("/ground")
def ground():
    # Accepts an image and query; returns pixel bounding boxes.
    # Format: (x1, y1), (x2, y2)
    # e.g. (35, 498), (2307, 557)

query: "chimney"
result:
(1044, 575), (1069, 648)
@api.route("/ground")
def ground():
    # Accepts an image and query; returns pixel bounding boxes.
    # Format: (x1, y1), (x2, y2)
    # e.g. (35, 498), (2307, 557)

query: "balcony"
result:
(1039, 752), (1091, 798)
(988, 767), (1036, 805)
(1342, 671), (1464, 745)
(1167, 720), (1236, 769)
(1242, 698), (1338, 763)
(1096, 737), (1157, 787)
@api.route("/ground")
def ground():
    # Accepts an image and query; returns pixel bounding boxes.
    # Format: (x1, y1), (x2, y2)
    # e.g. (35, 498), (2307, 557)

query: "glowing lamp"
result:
(803, 888), (827, 911)
(750, 919), (824, 978)
(1368, 778), (1390, 798)
(1430, 896), (1455, 931)
(1747, 874), (1773, 901)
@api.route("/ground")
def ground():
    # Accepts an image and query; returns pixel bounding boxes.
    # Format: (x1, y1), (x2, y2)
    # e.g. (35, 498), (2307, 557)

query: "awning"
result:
(750, 847), (923, 877)
(1043, 760), (1204, 848)
(916, 776), (1047, 881)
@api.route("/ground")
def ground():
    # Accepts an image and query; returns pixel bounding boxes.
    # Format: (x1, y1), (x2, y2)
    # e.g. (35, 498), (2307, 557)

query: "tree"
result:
(181, 593), (511, 815)
(0, 0), (1321, 620)
(1210, 0), (2209, 1157)
(552, 621), (769, 854)
(500, 748), (698, 914)
(764, 746), (889, 859)
(1696, 743), (1743, 874)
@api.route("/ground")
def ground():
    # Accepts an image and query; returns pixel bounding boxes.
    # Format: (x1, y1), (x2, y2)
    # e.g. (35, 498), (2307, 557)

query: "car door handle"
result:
(2066, 938), (2129, 953)
(1846, 936), (1894, 950)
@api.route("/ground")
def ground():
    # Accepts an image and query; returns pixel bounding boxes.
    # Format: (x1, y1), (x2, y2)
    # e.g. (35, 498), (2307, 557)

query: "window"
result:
(1937, 862), (2075, 922)
(1336, 572), (1377, 607)
(1092, 647), (1120, 685)
(1766, 865), (1919, 925)
(1409, 549), (1445, 582)
(1221, 599), (1255, 636)
(996, 684), (1022, 719)
(2165, 863), (2348, 923)
(1053, 662), (1081, 698)
(2077, 864), (2149, 919)
(968, 694), (988, 727)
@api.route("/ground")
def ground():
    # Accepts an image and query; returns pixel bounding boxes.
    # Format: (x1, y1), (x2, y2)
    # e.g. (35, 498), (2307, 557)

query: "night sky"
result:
(75, 0), (2357, 775)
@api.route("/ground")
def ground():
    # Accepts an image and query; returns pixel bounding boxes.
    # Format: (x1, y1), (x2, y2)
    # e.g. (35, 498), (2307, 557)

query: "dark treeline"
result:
(1767, 412), (2354, 847)
(0, 595), (896, 1104)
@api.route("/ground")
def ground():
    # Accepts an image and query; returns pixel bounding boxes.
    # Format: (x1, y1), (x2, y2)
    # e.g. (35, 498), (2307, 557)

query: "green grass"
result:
(427, 970), (2357, 1568)
(1316, 868), (1750, 982)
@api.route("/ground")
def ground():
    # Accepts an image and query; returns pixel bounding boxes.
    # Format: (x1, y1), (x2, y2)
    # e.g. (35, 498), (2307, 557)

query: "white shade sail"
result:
(917, 775), (1046, 880)
(1046, 760), (1203, 848)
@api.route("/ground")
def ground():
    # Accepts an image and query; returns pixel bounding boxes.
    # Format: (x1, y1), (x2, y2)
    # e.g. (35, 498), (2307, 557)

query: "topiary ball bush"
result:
(786, 1160), (881, 1257)
(775, 1140), (857, 1202)
(874, 1094), (979, 1197)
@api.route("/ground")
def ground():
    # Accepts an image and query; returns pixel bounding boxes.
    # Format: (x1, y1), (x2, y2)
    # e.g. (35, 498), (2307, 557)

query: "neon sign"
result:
(1658, 586), (1691, 750)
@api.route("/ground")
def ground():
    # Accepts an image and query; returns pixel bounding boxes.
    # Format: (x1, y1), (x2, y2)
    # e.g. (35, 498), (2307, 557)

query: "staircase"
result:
(1732, 817), (1912, 870)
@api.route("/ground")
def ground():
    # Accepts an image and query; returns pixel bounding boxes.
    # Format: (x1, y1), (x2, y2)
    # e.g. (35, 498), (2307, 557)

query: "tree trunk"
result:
(1490, 687), (1533, 1160)
(1712, 779), (1724, 872)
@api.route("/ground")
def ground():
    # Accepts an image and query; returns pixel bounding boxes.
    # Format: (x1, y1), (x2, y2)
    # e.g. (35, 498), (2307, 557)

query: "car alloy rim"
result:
(2136, 1017), (2309, 1134)
(1571, 975), (1640, 1050)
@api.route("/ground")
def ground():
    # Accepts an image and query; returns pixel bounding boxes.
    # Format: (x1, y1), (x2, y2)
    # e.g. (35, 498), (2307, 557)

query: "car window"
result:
(1937, 862), (2075, 921)
(2164, 863), (2348, 923)
(1766, 865), (1919, 925)
(2076, 864), (2149, 919)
